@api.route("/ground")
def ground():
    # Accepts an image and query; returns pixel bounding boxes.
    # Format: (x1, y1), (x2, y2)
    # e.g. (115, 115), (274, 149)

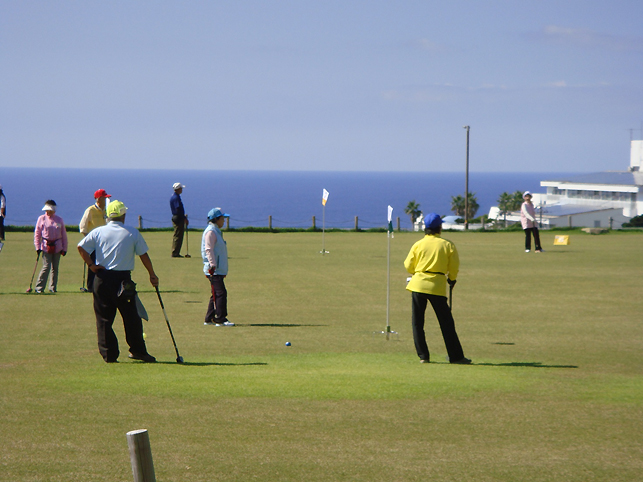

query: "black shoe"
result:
(450, 357), (472, 365)
(171, 254), (184, 258)
(128, 352), (157, 363)
(420, 358), (430, 364)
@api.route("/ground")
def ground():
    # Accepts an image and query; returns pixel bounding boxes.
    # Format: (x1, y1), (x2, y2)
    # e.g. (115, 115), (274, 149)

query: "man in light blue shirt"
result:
(78, 200), (159, 363)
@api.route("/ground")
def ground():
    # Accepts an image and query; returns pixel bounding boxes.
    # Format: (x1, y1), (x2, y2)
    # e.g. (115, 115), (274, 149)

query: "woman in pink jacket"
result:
(34, 200), (68, 293)
(520, 191), (543, 253)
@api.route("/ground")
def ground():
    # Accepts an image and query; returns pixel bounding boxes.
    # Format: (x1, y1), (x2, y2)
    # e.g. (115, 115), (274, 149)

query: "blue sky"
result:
(1, 0), (642, 172)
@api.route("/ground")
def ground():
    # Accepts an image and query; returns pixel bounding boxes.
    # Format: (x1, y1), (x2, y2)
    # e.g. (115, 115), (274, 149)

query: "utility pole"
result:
(463, 125), (470, 230)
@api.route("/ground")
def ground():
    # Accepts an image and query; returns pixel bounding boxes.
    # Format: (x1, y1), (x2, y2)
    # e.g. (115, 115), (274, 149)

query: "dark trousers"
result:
(93, 270), (148, 362)
(205, 275), (228, 322)
(0, 216), (4, 240)
(171, 215), (185, 256)
(411, 291), (464, 362)
(524, 227), (542, 251)
(86, 251), (97, 291)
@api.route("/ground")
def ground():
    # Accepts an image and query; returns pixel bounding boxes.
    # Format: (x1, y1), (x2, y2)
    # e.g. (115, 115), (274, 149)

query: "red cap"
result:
(94, 189), (112, 199)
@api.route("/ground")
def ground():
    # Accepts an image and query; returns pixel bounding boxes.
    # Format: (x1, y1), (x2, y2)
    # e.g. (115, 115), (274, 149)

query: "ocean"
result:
(0, 169), (571, 230)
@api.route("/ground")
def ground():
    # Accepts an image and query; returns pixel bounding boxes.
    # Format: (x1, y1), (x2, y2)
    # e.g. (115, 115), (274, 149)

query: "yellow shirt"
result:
(79, 204), (107, 236)
(404, 234), (459, 297)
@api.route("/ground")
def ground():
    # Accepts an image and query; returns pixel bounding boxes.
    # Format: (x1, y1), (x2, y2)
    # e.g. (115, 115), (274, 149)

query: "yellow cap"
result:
(106, 200), (128, 218)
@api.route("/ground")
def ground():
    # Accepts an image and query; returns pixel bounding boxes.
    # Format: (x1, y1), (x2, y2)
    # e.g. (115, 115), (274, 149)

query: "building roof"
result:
(542, 171), (643, 187)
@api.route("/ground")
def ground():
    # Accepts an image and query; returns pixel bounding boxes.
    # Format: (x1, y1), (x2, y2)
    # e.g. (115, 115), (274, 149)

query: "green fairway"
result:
(1, 230), (641, 481)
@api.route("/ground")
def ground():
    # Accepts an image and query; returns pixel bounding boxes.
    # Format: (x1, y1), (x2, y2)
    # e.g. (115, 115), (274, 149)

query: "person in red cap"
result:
(79, 189), (112, 291)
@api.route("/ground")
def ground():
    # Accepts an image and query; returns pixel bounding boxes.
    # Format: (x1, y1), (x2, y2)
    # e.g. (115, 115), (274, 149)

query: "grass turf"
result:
(0, 230), (641, 481)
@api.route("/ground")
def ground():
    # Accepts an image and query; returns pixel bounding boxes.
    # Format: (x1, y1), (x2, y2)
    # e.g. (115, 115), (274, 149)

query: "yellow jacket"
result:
(79, 204), (107, 236)
(404, 234), (459, 297)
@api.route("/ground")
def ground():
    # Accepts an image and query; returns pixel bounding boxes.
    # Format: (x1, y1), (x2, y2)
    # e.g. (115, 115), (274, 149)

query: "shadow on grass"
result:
(153, 361), (269, 367)
(234, 323), (328, 327)
(474, 361), (578, 369)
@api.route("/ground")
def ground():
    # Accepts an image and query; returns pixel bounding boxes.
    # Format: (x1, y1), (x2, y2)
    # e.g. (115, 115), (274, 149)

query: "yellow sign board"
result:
(554, 235), (570, 245)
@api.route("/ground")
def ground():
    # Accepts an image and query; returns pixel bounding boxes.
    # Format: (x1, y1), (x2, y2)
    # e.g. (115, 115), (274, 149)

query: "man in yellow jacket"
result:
(404, 213), (471, 365)
(79, 189), (111, 291)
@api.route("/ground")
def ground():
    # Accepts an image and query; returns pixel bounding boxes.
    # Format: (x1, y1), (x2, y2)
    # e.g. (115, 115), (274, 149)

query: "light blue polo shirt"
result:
(78, 221), (148, 271)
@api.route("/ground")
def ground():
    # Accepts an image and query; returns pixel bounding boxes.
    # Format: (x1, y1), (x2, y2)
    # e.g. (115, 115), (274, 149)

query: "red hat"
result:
(94, 189), (112, 199)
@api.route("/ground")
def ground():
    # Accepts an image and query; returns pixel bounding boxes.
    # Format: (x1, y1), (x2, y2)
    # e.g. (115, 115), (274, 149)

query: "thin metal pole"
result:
(386, 231), (391, 340)
(321, 204), (326, 254)
(464, 125), (470, 230)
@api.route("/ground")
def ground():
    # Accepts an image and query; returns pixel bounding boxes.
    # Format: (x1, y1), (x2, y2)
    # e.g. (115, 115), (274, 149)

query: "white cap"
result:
(173, 182), (185, 191)
(42, 204), (56, 212)
(523, 191), (532, 198)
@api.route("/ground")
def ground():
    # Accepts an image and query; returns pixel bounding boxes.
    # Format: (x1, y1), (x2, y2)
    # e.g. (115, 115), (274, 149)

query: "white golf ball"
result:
(285, 342), (291, 346)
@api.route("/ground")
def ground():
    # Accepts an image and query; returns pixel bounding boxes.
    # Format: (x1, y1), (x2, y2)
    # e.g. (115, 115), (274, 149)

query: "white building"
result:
(489, 140), (643, 229)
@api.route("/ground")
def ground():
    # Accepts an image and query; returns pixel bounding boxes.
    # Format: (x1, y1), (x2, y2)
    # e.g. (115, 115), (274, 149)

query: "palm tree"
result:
(510, 190), (524, 211)
(450, 192), (479, 219)
(497, 192), (513, 227)
(404, 200), (421, 226)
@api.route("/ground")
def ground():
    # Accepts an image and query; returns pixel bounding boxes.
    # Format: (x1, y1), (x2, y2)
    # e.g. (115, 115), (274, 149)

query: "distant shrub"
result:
(622, 215), (643, 228)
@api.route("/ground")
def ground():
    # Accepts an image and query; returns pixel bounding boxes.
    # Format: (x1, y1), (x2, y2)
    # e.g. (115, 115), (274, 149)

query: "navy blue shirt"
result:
(170, 192), (185, 219)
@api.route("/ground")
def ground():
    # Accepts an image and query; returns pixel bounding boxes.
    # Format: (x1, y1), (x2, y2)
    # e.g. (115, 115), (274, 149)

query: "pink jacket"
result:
(34, 214), (68, 253)
(520, 202), (537, 229)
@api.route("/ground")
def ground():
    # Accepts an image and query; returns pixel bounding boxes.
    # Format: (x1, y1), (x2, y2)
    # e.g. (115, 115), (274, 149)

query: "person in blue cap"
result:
(404, 213), (471, 364)
(202, 207), (234, 326)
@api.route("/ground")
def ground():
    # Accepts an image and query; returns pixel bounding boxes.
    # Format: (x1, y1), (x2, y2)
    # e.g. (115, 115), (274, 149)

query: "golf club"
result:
(449, 283), (453, 310)
(155, 286), (184, 364)
(26, 251), (41, 293)
(80, 263), (89, 292)
(184, 226), (191, 258)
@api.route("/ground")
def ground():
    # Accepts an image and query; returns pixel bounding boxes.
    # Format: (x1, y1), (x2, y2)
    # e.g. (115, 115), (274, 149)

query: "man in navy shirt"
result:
(170, 182), (188, 257)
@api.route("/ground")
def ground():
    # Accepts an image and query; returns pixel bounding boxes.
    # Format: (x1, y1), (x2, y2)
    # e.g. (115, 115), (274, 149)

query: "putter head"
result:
(184, 254), (191, 258)
(26, 288), (32, 293)
(176, 356), (184, 364)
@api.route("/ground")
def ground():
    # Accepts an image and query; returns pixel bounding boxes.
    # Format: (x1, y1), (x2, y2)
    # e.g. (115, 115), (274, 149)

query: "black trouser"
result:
(205, 274), (227, 322)
(411, 291), (464, 362)
(0, 215), (4, 240)
(524, 227), (542, 251)
(86, 251), (97, 291)
(171, 215), (185, 256)
(93, 270), (148, 362)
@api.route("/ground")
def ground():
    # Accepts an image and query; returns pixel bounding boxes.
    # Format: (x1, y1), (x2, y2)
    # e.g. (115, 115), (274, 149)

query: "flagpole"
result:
(377, 205), (397, 341)
(386, 225), (391, 340)
(321, 203), (326, 255)
(320, 189), (329, 255)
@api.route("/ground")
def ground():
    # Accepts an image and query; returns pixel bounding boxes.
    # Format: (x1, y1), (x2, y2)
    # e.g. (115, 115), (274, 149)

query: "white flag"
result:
(322, 189), (329, 206)
(387, 205), (394, 236)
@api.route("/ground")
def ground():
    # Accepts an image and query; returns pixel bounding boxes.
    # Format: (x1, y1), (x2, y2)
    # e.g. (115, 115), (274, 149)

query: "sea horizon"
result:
(0, 168), (576, 229)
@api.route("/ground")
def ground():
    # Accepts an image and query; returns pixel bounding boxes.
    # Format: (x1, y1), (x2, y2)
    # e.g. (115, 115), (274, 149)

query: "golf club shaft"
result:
(184, 226), (190, 257)
(28, 251), (41, 291)
(155, 286), (181, 358)
(449, 284), (453, 310)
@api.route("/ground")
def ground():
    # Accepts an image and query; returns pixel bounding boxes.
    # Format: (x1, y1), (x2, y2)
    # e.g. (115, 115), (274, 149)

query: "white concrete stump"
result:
(126, 429), (156, 482)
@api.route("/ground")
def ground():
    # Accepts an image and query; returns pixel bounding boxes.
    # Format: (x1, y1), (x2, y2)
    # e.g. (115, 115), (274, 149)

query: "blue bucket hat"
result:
(424, 213), (443, 230)
(207, 207), (230, 221)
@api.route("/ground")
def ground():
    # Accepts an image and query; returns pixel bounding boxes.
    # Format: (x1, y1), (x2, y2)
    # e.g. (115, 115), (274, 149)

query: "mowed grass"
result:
(0, 229), (641, 481)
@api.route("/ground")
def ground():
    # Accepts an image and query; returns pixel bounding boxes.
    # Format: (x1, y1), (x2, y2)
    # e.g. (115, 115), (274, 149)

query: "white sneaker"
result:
(222, 321), (235, 326)
(525, 249), (530, 253)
